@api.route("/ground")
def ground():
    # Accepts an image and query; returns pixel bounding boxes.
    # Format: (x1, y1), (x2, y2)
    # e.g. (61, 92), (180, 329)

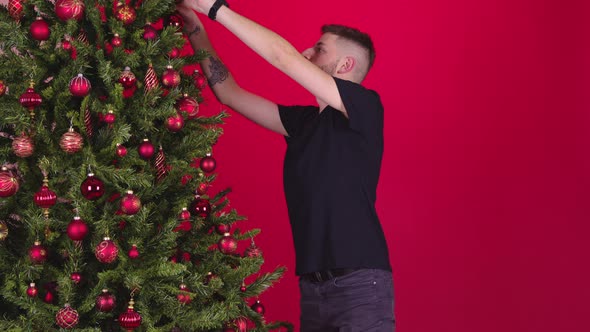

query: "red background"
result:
(199, 1), (590, 331)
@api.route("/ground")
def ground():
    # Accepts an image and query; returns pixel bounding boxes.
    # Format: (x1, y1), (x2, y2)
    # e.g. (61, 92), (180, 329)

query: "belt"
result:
(301, 268), (358, 283)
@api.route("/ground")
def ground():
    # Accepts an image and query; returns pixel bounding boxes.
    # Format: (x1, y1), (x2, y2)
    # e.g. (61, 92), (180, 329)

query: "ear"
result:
(337, 56), (355, 74)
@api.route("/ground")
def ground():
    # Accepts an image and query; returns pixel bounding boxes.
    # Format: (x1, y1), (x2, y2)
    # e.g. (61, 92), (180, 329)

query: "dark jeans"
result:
(299, 269), (395, 332)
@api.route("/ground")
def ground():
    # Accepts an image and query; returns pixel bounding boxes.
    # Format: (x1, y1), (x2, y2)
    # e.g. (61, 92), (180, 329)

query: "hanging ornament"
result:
(0, 80), (7, 96)
(43, 290), (54, 303)
(200, 153), (216, 173)
(103, 110), (116, 124)
(60, 127), (84, 153)
(116, 144), (128, 157)
(215, 224), (230, 235)
(240, 280), (247, 292)
(12, 134), (34, 158)
(95, 237), (118, 263)
(61, 37), (72, 51)
(0, 167), (19, 197)
(118, 298), (142, 331)
(84, 108), (93, 138)
(143, 24), (158, 40)
(34, 176), (57, 218)
(120, 190), (141, 215)
(115, 3), (136, 25)
(179, 207), (191, 221)
(173, 220), (191, 232)
(144, 64), (159, 93)
(189, 196), (211, 219)
(250, 300), (265, 315)
(30, 17), (51, 41)
(55, 0), (85, 21)
(67, 216), (89, 241)
(76, 29), (89, 44)
(166, 112), (184, 132)
(163, 12), (184, 33)
(69, 73), (91, 97)
(128, 244), (139, 259)
(27, 283), (38, 297)
(196, 182), (208, 195)
(168, 47), (181, 58)
(244, 240), (262, 258)
(119, 67), (136, 89)
(29, 241), (48, 264)
(218, 232), (238, 254)
(111, 33), (123, 47)
(19, 81), (42, 118)
(55, 304), (79, 329)
(0, 221), (8, 241)
(161, 65), (181, 89)
(138, 138), (154, 160)
(192, 70), (207, 89)
(177, 284), (191, 304)
(204, 272), (216, 285)
(8, 0), (24, 21)
(80, 173), (105, 200)
(155, 147), (168, 182)
(175, 94), (199, 118)
(234, 317), (248, 332)
(96, 289), (116, 312)
(70, 272), (82, 284)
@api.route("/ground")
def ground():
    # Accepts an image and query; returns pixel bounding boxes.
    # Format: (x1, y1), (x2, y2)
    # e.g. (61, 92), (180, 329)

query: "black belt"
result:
(301, 268), (358, 283)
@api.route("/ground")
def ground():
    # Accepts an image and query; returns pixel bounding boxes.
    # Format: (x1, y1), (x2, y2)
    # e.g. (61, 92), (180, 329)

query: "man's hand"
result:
(181, 0), (216, 15)
(175, 3), (203, 36)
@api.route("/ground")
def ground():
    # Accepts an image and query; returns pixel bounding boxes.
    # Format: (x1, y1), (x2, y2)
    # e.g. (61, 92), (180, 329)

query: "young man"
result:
(176, 1), (394, 330)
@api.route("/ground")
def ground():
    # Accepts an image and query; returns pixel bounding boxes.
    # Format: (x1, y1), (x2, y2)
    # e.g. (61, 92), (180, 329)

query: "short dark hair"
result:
(321, 24), (376, 70)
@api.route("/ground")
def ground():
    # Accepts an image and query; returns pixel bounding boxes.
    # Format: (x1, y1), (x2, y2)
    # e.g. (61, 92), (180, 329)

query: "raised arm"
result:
(176, 4), (287, 135)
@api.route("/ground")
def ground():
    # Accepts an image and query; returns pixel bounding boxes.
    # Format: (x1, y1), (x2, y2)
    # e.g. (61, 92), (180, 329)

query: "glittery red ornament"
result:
(116, 144), (128, 157)
(250, 300), (265, 315)
(34, 182), (57, 209)
(200, 154), (216, 173)
(175, 94), (199, 118)
(104, 110), (116, 124)
(0, 80), (7, 96)
(19, 82), (42, 117)
(244, 242), (262, 258)
(55, 0), (85, 21)
(67, 216), (88, 241)
(179, 207), (191, 221)
(60, 128), (84, 153)
(112, 33), (123, 47)
(12, 134), (34, 157)
(120, 190), (141, 215)
(119, 67), (136, 89)
(144, 64), (159, 92)
(128, 244), (139, 259)
(196, 182), (208, 195)
(138, 138), (154, 160)
(8, 0), (24, 21)
(165, 112), (184, 133)
(177, 284), (191, 304)
(27, 283), (38, 297)
(84, 108), (93, 138)
(115, 4), (136, 25)
(118, 299), (142, 330)
(234, 317), (248, 332)
(143, 24), (158, 40)
(95, 237), (118, 263)
(189, 196), (211, 219)
(218, 233), (238, 254)
(215, 224), (230, 235)
(155, 147), (168, 182)
(161, 65), (181, 88)
(29, 241), (48, 264)
(56, 304), (79, 329)
(69, 73), (91, 97)
(30, 17), (51, 41)
(192, 70), (207, 89)
(80, 173), (104, 200)
(96, 289), (116, 312)
(0, 166), (20, 197)
(70, 272), (82, 284)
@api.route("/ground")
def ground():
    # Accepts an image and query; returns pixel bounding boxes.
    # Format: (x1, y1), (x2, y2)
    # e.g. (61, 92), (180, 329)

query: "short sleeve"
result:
(334, 77), (384, 141)
(278, 105), (318, 139)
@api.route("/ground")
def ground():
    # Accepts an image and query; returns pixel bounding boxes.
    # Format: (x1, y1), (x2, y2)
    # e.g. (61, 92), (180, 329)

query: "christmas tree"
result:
(0, 0), (290, 330)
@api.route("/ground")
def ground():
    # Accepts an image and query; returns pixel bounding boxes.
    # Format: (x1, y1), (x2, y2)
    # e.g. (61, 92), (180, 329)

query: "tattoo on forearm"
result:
(207, 56), (229, 86)
(188, 25), (201, 38)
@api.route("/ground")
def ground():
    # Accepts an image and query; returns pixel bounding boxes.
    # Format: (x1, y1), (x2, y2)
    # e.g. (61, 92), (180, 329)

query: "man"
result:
(176, 1), (394, 330)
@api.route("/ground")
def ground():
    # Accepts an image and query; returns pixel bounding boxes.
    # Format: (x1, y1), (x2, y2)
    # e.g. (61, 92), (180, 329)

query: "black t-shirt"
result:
(279, 77), (391, 275)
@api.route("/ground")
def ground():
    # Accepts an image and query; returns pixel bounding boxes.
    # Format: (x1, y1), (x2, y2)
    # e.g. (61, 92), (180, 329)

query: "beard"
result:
(319, 60), (339, 75)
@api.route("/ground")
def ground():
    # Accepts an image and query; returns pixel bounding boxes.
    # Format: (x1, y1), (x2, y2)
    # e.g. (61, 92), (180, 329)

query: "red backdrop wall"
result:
(201, 1), (590, 331)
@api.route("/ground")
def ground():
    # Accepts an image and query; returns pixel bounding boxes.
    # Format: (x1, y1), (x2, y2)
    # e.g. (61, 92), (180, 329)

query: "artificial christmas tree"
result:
(0, 0), (290, 330)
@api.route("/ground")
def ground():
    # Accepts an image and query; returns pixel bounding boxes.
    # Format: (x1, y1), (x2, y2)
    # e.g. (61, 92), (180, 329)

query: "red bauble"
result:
(70, 272), (82, 284)
(30, 17), (51, 41)
(116, 144), (128, 157)
(67, 216), (89, 241)
(218, 232), (238, 254)
(138, 139), (154, 160)
(56, 304), (79, 329)
(0, 80), (7, 96)
(60, 128), (84, 153)
(119, 67), (136, 89)
(128, 244), (139, 259)
(196, 182), (208, 195)
(95, 237), (118, 263)
(44, 291), (54, 303)
(164, 12), (184, 31)
(166, 112), (184, 132)
(111, 33), (123, 47)
(161, 65), (181, 88)
(80, 173), (105, 200)
(179, 207), (191, 221)
(12, 134), (34, 157)
(177, 284), (191, 304)
(96, 289), (116, 312)
(240, 281), (247, 292)
(143, 24), (158, 40)
(29, 241), (48, 264)
(115, 4), (136, 25)
(120, 190), (141, 215)
(69, 73), (91, 97)
(8, 0), (24, 21)
(27, 283), (38, 297)
(189, 196), (211, 218)
(118, 301), (142, 330)
(19, 85), (42, 111)
(168, 47), (181, 58)
(250, 300), (265, 315)
(0, 167), (19, 197)
(192, 70), (207, 89)
(62, 39), (72, 51)
(173, 220), (191, 232)
(34, 184), (57, 209)
(244, 242), (262, 258)
(104, 110), (116, 124)
(200, 154), (216, 173)
(55, 0), (85, 21)
(175, 94), (199, 118)
(215, 224), (230, 235)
